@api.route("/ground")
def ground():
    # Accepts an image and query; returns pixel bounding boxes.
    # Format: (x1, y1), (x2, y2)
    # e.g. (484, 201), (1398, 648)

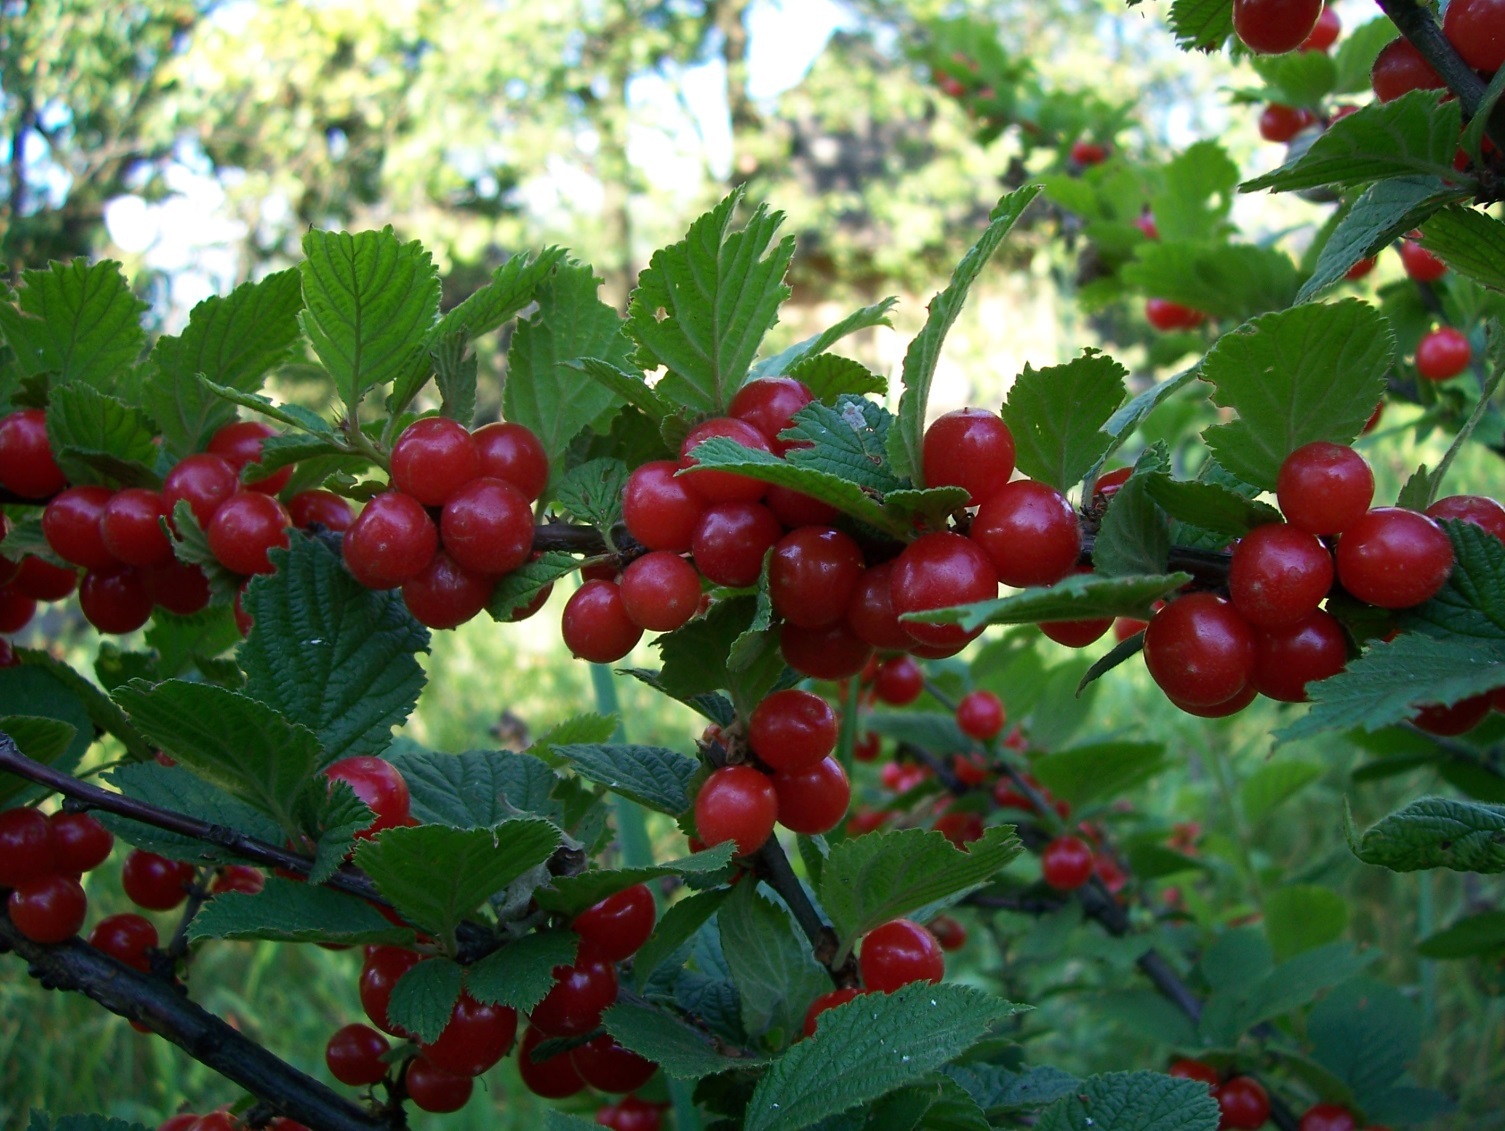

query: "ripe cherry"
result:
(390, 417), (480, 506)
(439, 476), (535, 577)
(1040, 616), (1112, 648)
(1227, 523), (1334, 629)
(779, 619), (874, 680)
(420, 990), (518, 1077)
(873, 655), (924, 706)
(9, 873), (88, 943)
(768, 526), (865, 628)
(324, 1022), (391, 1086)
(359, 946), (424, 1035)
(844, 560), (916, 651)
(0, 409), (67, 498)
(207, 491), (291, 575)
(517, 1023), (587, 1099)
(401, 550), (492, 629)
(87, 912), (158, 972)
(1041, 835), (1095, 890)
(694, 764), (778, 856)
(48, 810), (113, 874)
(570, 1033), (658, 1093)
(747, 688), (838, 773)
(956, 689), (1005, 740)
(1215, 1076), (1271, 1130)
(771, 756), (850, 835)
(1371, 37), (1446, 103)
(163, 453), (240, 531)
(472, 420), (549, 501)
(79, 567), (155, 634)
(0, 585), (35, 633)
(1299, 1104), (1357, 1131)
(0, 808), (55, 885)
(1426, 495), (1505, 543)
(729, 376), (814, 454)
(859, 918), (944, 992)
(288, 490), (355, 533)
(1070, 140), (1108, 166)
(921, 408), (1016, 504)
(1398, 239), (1447, 283)
(1168, 1059), (1221, 1087)
(678, 417), (773, 503)
(324, 757), (411, 838)
(766, 485), (839, 527)
(100, 488), (174, 567)
(1249, 610), (1348, 702)
(1146, 298), (1207, 331)
(622, 460), (704, 552)
(12, 555), (77, 602)
(928, 915), (968, 951)
(1412, 693), (1492, 736)
(574, 883), (656, 963)
(342, 492), (438, 589)
(1415, 327), (1472, 381)
(1299, 4), (1340, 50)
(207, 420), (292, 495)
(802, 987), (861, 1037)
(1276, 442), (1374, 535)
(43, 486), (118, 572)
(1232, 0), (1322, 54)
(1143, 594), (1255, 708)
(619, 551), (702, 632)
(1442, 0), (1505, 73)
(561, 579), (643, 663)
(1258, 104), (1315, 143)
(142, 559), (211, 616)
(596, 1096), (664, 1131)
(970, 480), (1081, 589)
(1336, 507), (1453, 609)
(890, 532), (997, 648)
(210, 864), (265, 896)
(690, 501), (783, 588)
(529, 959), (619, 1036)
(404, 1055), (473, 1112)
(122, 849), (197, 911)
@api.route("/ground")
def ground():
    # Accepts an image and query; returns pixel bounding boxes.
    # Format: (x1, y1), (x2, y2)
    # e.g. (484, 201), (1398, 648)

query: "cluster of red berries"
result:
(0, 805), (114, 944)
(340, 417), (546, 629)
(332, 882), (661, 1114)
(156, 1109), (308, 1131)
(802, 916), (946, 1036)
(1170, 1059), (1391, 1131)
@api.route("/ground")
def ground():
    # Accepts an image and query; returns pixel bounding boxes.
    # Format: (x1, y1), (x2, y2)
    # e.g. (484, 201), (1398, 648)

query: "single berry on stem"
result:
(693, 765), (778, 856)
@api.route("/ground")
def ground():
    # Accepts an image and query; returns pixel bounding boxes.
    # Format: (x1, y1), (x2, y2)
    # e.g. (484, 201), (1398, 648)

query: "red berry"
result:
(844, 560), (915, 651)
(1143, 594), (1256, 708)
(748, 689), (838, 773)
(1371, 37), (1446, 103)
(1040, 616), (1112, 648)
(324, 757), (411, 838)
(529, 959), (619, 1036)
(359, 946), (423, 1036)
(570, 1033), (658, 1093)
(87, 912), (158, 972)
(1412, 693), (1492, 736)
(288, 489), (355, 533)
(342, 492), (438, 589)
(404, 1055), (473, 1112)
(596, 1096), (664, 1131)
(1345, 256), (1377, 282)
(622, 460), (704, 553)
(100, 488), (174, 567)
(400, 550), (491, 630)
(694, 765), (778, 856)
(1277, 442), (1374, 535)
(1258, 104), (1315, 143)
(970, 480), (1081, 589)
(1168, 1059), (1221, 1087)
(43, 485), (118, 572)
(122, 849), (196, 911)
(207, 420), (292, 495)
(1228, 523), (1334, 629)
(728, 377), (814, 454)
(1300, 1104), (1357, 1131)
(929, 914), (967, 951)
(48, 810), (113, 874)
(562, 579), (643, 663)
(390, 417), (480, 506)
(210, 864), (265, 896)
(1415, 327), (1472, 381)
(890, 532), (997, 648)
(873, 655), (924, 706)
(1041, 835), (1095, 890)
(678, 417), (773, 504)
(143, 559), (211, 616)
(439, 476), (534, 577)
(1443, 0), (1505, 73)
(1145, 298), (1207, 331)
(324, 1022), (391, 1086)
(79, 567), (154, 634)
(573, 883), (656, 963)
(690, 501), (782, 588)
(772, 756), (850, 835)
(766, 485), (839, 527)
(802, 987), (861, 1037)
(769, 526), (866, 628)
(956, 690), (1005, 740)
(517, 1023), (586, 1099)
(206, 491), (290, 575)
(0, 409), (66, 498)
(1249, 610), (1348, 702)
(420, 990), (518, 1077)
(0, 807), (56, 886)
(163, 454), (240, 531)
(779, 619), (874, 680)
(12, 555), (77, 601)
(1299, 4), (1340, 50)
(921, 408), (1016, 504)
(0, 585), (36, 634)
(1070, 140), (1108, 165)
(1426, 495), (1505, 543)
(1336, 507), (1453, 609)
(1398, 239), (1447, 283)
(1165, 682), (1259, 719)
(472, 421), (549, 501)
(1232, 0), (1322, 53)
(859, 918), (944, 992)
(619, 551), (702, 632)
(9, 873), (88, 942)
(1216, 1076), (1271, 1130)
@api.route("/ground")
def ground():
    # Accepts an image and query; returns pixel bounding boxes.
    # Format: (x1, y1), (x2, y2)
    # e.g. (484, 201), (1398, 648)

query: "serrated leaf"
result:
(299, 227), (440, 413)
(551, 743), (699, 816)
(388, 958), (465, 1043)
(620, 668), (736, 728)
(188, 876), (411, 945)
(1265, 885), (1348, 961)
(1415, 910), (1505, 958)
(102, 760), (282, 864)
(537, 844), (733, 914)
(1348, 797), (1505, 873)
(1144, 476), (1282, 536)
(1332, 17), (1396, 94)
(429, 332), (477, 426)
(198, 382), (338, 439)
(1298, 177), (1467, 303)
(1001, 353), (1126, 492)
(45, 381), (161, 488)
(161, 499), (241, 605)
(655, 595), (757, 701)
(1419, 206), (1505, 293)
(1032, 742), (1166, 807)
(392, 747), (562, 826)
(147, 268), (304, 457)
(890, 187), (1040, 483)
(1150, 142), (1240, 244)
(1308, 978), (1420, 1098)
(943, 1062), (1081, 1112)
(0, 259), (147, 391)
(785, 354), (887, 402)
(720, 880), (831, 1045)
(1244, 943), (1378, 1030)
(553, 458), (630, 533)
(437, 249), (568, 343)
(626, 190), (795, 415)
(1035, 1071), (1218, 1131)
(355, 820), (562, 943)
(744, 983), (1023, 1131)
(1201, 301), (1393, 490)
(1243, 93), (1465, 193)
(1168, 0), (1232, 50)
(145, 606), (242, 679)
(1250, 49), (1336, 107)
(819, 827), (1021, 955)
(635, 887), (733, 989)
(750, 298), (897, 382)
(0, 709), (82, 809)
(238, 538), (429, 764)
(526, 713), (621, 761)
(1093, 459), (1173, 578)
(1241, 760), (1324, 825)
(505, 263), (633, 479)
(466, 930), (579, 1013)
(604, 999), (766, 1078)
(1123, 242), (1298, 322)
(112, 679), (321, 828)
(909, 571), (1189, 633)
(571, 358), (677, 426)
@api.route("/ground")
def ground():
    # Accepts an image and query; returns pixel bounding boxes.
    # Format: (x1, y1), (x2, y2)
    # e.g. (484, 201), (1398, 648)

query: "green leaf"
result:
(1241, 760), (1324, 825)
(429, 332), (477, 426)
(819, 827), (1021, 956)
(1250, 50), (1336, 107)
(1032, 742), (1166, 807)
(238, 538), (429, 764)
(100, 761), (281, 863)
(45, 381), (161, 488)
(355, 820), (562, 943)
(1093, 462), (1174, 578)
(298, 227), (440, 413)
(505, 263), (633, 479)
(626, 190), (795, 416)
(749, 298), (897, 382)
(145, 606), (242, 680)
(1264, 884), (1349, 961)
(553, 458), (630, 533)
(487, 552), (578, 622)
(1243, 93), (1465, 193)
(29, 1116), (151, 1131)
(0, 713), (80, 808)
(1297, 177), (1467, 303)
(112, 679), (321, 828)
(785, 354), (887, 402)
(187, 877), (411, 946)
(147, 268), (304, 457)
(0, 259), (147, 391)
(720, 880), (831, 1046)
(1123, 242), (1298, 322)
(743, 983), (1023, 1131)
(1001, 352), (1126, 492)
(1201, 301), (1393, 490)
(537, 844), (733, 915)
(1035, 1071), (1218, 1131)
(1419, 206), (1505, 293)
(1332, 17), (1396, 94)
(392, 747), (562, 827)
(550, 743), (699, 816)
(1415, 910), (1505, 958)
(197, 383), (338, 440)
(890, 187), (1041, 483)
(635, 887), (733, 989)
(1168, 0), (1232, 50)
(656, 595), (758, 702)
(388, 958), (465, 1043)
(1150, 142), (1240, 244)
(571, 358), (677, 427)
(466, 931), (579, 1013)
(14, 648), (152, 761)
(606, 1000), (761, 1079)
(860, 1076), (991, 1131)
(1244, 944), (1378, 1031)
(1348, 797), (1505, 873)
(908, 571), (1189, 633)
(1308, 978), (1420, 1099)
(942, 1062), (1081, 1112)
(1144, 476), (1282, 537)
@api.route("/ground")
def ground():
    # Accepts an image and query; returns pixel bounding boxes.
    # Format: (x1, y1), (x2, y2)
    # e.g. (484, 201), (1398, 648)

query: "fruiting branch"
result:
(1377, 0), (1505, 156)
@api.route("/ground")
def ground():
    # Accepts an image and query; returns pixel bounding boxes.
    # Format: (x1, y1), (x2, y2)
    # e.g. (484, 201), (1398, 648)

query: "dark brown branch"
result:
(753, 835), (851, 984)
(0, 910), (391, 1131)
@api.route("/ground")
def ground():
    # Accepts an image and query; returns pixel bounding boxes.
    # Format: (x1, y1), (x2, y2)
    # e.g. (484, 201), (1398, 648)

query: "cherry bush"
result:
(2, 1), (1503, 1130)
